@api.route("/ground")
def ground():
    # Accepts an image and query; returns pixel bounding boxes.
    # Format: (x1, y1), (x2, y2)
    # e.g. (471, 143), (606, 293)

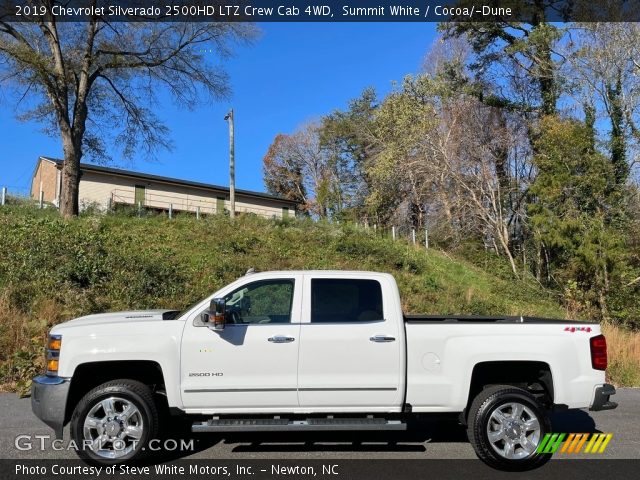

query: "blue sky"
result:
(0, 23), (437, 195)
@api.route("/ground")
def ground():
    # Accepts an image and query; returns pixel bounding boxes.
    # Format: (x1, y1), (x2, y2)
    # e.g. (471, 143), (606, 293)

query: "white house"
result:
(31, 157), (297, 219)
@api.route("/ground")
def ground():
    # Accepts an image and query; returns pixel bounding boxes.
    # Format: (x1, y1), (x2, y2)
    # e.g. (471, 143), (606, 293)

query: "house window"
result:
(216, 197), (225, 214)
(134, 185), (146, 206)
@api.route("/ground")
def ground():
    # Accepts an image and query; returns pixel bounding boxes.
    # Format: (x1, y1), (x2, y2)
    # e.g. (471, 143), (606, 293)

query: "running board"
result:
(192, 417), (407, 432)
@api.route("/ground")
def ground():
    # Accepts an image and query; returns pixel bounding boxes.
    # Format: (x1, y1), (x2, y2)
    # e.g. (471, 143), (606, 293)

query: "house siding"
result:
(78, 170), (292, 218)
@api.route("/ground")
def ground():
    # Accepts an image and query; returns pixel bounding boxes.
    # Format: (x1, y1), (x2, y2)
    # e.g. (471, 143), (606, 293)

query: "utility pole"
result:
(224, 109), (236, 218)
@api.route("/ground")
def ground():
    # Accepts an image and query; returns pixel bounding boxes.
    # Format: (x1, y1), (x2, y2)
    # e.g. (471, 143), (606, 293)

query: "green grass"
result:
(0, 206), (572, 393)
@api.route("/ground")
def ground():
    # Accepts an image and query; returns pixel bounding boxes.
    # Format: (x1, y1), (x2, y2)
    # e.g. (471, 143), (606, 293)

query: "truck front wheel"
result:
(70, 379), (159, 465)
(467, 385), (551, 470)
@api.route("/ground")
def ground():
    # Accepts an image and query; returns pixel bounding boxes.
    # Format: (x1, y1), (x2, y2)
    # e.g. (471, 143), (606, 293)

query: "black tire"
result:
(467, 385), (551, 471)
(70, 379), (159, 466)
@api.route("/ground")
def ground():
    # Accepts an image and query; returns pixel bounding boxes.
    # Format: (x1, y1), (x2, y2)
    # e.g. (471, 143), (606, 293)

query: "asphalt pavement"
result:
(1, 389), (638, 461)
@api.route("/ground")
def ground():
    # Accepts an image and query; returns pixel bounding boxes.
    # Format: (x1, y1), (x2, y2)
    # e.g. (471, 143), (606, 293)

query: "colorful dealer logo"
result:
(536, 433), (613, 454)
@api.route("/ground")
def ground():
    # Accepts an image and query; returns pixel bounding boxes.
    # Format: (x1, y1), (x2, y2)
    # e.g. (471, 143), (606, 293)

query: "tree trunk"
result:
(584, 102), (596, 152)
(544, 245), (551, 284)
(530, 14), (557, 116)
(497, 224), (519, 279)
(491, 109), (511, 202)
(59, 132), (81, 218)
(536, 241), (542, 282)
(607, 73), (628, 186)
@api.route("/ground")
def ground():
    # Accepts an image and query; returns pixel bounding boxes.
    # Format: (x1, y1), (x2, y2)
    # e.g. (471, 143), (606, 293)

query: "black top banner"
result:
(0, 0), (638, 22)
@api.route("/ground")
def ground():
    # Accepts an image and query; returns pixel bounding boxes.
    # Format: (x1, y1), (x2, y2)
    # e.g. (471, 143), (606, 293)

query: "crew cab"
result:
(31, 270), (617, 469)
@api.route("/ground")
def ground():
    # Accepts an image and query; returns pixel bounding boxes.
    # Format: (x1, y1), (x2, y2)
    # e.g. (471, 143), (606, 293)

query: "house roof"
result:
(39, 157), (297, 206)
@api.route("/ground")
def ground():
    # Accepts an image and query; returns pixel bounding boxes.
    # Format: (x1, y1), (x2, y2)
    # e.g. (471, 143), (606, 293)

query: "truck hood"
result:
(52, 309), (180, 331)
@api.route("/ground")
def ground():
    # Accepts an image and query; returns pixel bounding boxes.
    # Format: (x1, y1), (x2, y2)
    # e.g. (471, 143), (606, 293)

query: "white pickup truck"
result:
(31, 270), (617, 469)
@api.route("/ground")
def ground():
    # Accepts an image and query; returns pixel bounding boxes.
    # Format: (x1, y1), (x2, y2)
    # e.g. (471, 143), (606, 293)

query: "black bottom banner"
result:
(1, 459), (639, 480)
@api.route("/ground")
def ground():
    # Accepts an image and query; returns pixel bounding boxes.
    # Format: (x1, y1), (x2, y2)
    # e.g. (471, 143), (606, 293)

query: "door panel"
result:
(181, 324), (300, 409)
(298, 322), (401, 407)
(297, 276), (402, 408)
(180, 275), (301, 410)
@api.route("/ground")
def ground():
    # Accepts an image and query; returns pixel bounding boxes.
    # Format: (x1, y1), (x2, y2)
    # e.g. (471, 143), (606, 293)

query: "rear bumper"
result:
(31, 375), (71, 439)
(590, 384), (618, 411)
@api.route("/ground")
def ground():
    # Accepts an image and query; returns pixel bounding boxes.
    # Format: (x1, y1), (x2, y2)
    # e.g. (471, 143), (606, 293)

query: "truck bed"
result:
(403, 314), (594, 324)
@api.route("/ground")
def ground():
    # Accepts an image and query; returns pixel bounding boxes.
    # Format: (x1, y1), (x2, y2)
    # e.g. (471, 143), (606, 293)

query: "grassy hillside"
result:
(0, 207), (636, 393)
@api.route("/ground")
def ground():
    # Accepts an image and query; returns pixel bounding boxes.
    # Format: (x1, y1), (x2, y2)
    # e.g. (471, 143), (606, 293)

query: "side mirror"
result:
(209, 298), (226, 331)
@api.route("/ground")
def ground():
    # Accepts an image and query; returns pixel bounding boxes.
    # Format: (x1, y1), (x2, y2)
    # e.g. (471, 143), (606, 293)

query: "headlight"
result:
(46, 334), (62, 376)
(48, 336), (62, 351)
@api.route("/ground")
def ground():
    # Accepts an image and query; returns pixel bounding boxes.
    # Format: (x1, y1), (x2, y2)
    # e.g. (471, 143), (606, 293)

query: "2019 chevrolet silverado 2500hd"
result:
(31, 270), (617, 469)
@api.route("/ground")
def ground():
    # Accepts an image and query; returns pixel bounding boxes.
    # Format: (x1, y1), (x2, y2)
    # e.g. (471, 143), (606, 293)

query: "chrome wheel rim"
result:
(83, 396), (144, 459)
(486, 402), (541, 460)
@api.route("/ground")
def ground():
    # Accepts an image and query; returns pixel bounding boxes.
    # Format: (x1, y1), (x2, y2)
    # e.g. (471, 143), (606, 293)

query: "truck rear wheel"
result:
(70, 379), (159, 465)
(467, 385), (551, 470)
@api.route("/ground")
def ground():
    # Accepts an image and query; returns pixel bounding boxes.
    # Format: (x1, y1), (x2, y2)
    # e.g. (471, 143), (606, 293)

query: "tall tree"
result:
(263, 134), (308, 210)
(263, 123), (337, 218)
(369, 75), (444, 229)
(0, 5), (255, 217)
(566, 23), (640, 188)
(529, 116), (624, 318)
(364, 72), (525, 275)
(320, 88), (378, 219)
(442, 6), (563, 116)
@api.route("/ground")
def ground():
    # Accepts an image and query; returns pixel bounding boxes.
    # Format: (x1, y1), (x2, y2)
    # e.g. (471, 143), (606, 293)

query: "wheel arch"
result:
(464, 360), (554, 420)
(65, 360), (166, 425)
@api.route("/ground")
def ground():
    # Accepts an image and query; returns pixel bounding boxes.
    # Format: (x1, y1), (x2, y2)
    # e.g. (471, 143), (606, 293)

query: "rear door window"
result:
(310, 279), (383, 323)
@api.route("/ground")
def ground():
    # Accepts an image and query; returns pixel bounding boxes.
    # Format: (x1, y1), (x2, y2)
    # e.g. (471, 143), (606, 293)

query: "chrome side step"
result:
(192, 417), (407, 432)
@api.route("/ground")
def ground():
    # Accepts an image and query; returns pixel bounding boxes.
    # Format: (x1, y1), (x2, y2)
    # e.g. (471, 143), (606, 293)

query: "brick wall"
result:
(30, 159), (58, 202)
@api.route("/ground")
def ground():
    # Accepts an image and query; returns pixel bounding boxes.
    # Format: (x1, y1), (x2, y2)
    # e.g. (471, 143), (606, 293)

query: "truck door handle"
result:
(268, 335), (295, 343)
(370, 335), (396, 343)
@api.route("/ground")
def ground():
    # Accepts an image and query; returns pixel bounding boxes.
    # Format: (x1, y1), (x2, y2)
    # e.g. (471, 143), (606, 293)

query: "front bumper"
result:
(590, 383), (618, 411)
(31, 375), (71, 439)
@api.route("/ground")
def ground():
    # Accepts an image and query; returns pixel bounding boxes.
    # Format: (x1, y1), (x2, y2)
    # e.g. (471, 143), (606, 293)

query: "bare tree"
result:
(264, 123), (337, 218)
(565, 23), (640, 183)
(420, 95), (523, 276)
(0, 3), (256, 217)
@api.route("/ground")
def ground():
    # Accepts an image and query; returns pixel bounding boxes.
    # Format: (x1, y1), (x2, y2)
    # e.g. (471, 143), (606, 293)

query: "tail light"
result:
(590, 334), (607, 370)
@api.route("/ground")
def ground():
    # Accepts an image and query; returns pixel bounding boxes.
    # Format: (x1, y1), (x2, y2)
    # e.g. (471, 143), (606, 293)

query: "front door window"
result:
(224, 279), (294, 324)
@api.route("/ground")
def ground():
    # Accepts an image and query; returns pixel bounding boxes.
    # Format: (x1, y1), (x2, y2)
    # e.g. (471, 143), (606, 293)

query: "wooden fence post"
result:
(1, 187), (6, 206)
(392, 226), (396, 241)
